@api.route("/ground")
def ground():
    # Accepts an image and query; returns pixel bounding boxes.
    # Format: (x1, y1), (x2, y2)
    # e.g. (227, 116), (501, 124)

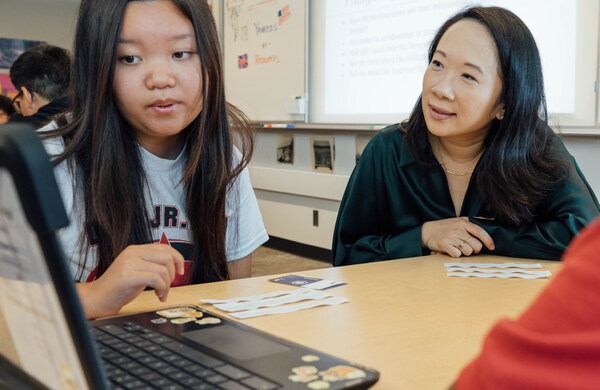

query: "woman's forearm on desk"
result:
(332, 225), (425, 266)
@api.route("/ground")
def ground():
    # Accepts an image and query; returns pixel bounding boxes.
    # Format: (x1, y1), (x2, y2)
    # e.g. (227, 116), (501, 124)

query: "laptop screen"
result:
(0, 168), (89, 389)
(0, 123), (110, 390)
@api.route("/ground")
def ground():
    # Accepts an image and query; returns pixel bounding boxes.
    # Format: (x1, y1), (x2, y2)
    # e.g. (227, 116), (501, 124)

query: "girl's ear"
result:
(496, 106), (506, 120)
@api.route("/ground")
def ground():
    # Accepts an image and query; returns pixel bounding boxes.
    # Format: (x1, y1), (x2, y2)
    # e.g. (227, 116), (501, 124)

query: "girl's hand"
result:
(422, 217), (495, 258)
(77, 244), (185, 318)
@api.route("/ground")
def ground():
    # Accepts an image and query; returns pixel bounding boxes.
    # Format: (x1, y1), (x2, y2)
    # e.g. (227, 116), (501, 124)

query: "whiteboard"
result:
(309, 0), (599, 127)
(223, 0), (306, 123)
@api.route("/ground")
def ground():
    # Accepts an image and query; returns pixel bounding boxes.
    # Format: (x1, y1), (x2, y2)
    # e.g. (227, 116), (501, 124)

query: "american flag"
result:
(278, 5), (290, 25)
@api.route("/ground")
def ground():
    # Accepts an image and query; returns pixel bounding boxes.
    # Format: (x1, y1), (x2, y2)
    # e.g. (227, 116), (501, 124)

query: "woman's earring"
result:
(500, 114), (504, 120)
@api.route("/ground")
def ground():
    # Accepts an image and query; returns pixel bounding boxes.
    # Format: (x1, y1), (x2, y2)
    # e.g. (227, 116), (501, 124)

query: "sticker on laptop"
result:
(156, 307), (202, 318)
(195, 317), (221, 325)
(307, 381), (330, 389)
(292, 366), (318, 376)
(289, 374), (319, 383)
(301, 355), (320, 362)
(289, 366), (319, 383)
(288, 364), (367, 387)
(319, 365), (366, 381)
(150, 317), (167, 324)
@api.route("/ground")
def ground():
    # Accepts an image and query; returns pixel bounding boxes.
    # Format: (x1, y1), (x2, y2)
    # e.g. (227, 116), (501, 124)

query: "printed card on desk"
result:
(269, 275), (346, 290)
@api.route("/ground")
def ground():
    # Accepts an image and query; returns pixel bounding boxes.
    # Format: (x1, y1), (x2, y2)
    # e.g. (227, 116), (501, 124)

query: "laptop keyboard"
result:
(92, 322), (279, 390)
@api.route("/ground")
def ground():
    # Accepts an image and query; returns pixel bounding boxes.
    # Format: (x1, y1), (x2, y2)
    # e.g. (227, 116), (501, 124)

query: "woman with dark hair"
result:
(332, 6), (599, 266)
(42, 0), (268, 318)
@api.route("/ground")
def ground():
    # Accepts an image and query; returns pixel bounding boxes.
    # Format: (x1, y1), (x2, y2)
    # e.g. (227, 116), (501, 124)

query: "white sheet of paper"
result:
(446, 267), (551, 276)
(229, 296), (350, 319)
(214, 289), (332, 312)
(447, 271), (551, 279)
(444, 262), (551, 279)
(444, 262), (543, 269)
(201, 288), (350, 318)
(200, 290), (293, 304)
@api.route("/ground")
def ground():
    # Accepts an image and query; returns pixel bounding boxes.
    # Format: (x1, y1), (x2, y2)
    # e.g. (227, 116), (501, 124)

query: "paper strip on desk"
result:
(444, 262), (551, 279)
(444, 262), (543, 269)
(215, 289), (332, 312)
(446, 267), (551, 276)
(447, 271), (551, 279)
(229, 296), (350, 319)
(200, 289), (350, 318)
(200, 290), (295, 304)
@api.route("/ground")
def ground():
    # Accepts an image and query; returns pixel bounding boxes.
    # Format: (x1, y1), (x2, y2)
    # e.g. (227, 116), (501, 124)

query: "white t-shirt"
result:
(43, 136), (268, 284)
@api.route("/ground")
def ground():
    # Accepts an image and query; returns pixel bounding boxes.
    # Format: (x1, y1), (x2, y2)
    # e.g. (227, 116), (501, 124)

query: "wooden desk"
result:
(119, 254), (562, 389)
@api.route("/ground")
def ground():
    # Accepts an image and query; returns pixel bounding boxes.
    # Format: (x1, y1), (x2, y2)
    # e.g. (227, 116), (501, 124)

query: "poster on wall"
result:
(0, 74), (16, 97)
(0, 38), (46, 96)
(0, 38), (45, 69)
(310, 136), (334, 174)
(276, 134), (294, 164)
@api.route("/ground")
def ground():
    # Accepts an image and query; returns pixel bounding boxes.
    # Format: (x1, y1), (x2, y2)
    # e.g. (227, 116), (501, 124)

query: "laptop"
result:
(0, 122), (379, 390)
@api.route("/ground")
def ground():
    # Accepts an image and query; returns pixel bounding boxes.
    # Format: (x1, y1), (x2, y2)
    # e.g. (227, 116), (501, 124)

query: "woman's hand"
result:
(422, 217), (495, 258)
(77, 244), (185, 318)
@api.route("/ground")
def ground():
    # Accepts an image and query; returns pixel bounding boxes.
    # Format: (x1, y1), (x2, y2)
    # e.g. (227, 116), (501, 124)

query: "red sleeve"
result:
(456, 217), (600, 390)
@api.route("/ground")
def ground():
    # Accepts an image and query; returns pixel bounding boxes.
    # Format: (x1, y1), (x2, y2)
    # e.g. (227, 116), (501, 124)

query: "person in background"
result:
(0, 95), (15, 125)
(42, 0), (268, 318)
(8, 43), (71, 128)
(332, 6), (599, 266)
(455, 215), (600, 389)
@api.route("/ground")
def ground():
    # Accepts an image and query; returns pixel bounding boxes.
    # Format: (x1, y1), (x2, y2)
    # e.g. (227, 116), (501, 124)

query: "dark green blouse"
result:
(332, 125), (600, 265)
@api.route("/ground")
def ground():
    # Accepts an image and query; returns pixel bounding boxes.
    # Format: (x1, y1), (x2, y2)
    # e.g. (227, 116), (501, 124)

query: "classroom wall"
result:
(0, 0), (78, 51)
(251, 131), (600, 250)
(1, 0), (598, 251)
(562, 136), (600, 195)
